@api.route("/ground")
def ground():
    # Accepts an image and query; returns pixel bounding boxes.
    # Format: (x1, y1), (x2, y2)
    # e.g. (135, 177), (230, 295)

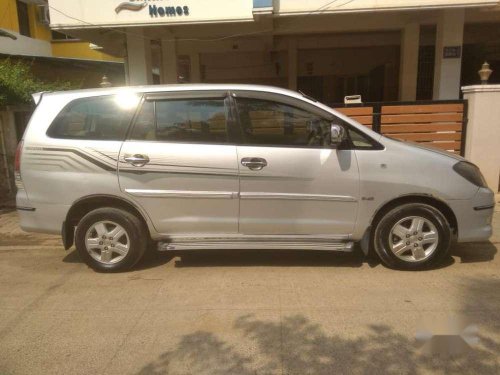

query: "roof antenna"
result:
(298, 90), (318, 102)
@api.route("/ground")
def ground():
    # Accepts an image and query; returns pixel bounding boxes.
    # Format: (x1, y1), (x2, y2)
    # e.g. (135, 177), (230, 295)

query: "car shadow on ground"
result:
(172, 248), (368, 268)
(135, 310), (500, 375)
(61, 241), (496, 271)
(133, 276), (500, 374)
(451, 241), (498, 263)
(62, 248), (177, 271)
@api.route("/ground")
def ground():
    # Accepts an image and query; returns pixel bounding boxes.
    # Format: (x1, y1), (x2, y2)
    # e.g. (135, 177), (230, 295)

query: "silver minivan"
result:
(16, 84), (494, 272)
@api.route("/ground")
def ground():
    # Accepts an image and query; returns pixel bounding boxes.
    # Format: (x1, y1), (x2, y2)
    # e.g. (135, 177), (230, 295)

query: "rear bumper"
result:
(447, 187), (495, 243)
(16, 190), (69, 235)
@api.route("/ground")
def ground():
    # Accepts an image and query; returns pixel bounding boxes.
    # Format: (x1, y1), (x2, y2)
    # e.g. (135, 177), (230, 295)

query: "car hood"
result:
(382, 136), (465, 162)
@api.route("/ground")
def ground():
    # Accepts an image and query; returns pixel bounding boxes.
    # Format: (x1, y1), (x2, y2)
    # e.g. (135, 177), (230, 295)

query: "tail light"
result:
(14, 140), (24, 189)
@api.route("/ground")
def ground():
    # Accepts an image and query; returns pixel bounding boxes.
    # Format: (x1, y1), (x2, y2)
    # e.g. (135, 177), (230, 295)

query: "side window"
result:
(130, 101), (155, 140)
(347, 127), (381, 149)
(235, 97), (331, 147)
(130, 98), (228, 143)
(47, 96), (136, 140)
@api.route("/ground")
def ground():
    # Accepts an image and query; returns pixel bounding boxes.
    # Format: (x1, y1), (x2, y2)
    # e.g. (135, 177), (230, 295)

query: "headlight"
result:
(453, 161), (488, 188)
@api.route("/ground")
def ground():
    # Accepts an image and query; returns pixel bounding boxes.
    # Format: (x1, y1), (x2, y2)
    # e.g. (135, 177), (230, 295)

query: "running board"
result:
(158, 240), (354, 252)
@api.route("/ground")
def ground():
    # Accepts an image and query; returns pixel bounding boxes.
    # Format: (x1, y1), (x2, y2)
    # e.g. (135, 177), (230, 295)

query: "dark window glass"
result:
(51, 30), (79, 41)
(130, 101), (155, 140)
(130, 99), (228, 143)
(47, 96), (136, 140)
(347, 127), (380, 149)
(16, 0), (30, 37)
(235, 98), (331, 147)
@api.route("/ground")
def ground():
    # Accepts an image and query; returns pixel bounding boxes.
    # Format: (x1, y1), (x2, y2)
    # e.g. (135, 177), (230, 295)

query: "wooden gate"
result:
(334, 100), (467, 155)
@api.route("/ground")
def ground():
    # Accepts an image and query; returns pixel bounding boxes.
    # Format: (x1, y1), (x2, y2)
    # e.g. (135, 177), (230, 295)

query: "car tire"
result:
(373, 203), (451, 270)
(75, 207), (147, 272)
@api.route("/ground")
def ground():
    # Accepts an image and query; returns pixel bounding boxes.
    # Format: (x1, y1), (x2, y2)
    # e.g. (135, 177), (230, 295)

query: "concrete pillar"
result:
(462, 85), (500, 191)
(125, 29), (153, 85)
(190, 51), (201, 83)
(433, 9), (465, 100)
(288, 39), (297, 91)
(161, 37), (178, 84)
(399, 23), (420, 101)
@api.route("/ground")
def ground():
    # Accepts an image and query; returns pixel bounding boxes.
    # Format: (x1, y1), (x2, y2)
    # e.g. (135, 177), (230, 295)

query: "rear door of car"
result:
(118, 91), (240, 235)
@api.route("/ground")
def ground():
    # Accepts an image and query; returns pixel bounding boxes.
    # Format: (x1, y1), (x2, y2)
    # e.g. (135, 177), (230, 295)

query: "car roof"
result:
(39, 84), (307, 101)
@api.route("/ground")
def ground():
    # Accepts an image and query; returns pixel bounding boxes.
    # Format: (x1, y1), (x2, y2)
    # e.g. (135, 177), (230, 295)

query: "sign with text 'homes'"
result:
(48, 0), (499, 28)
(49, 0), (255, 28)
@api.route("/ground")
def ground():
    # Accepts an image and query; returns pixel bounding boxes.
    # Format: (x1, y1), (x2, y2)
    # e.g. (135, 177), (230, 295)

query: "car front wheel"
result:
(373, 203), (452, 270)
(75, 207), (147, 272)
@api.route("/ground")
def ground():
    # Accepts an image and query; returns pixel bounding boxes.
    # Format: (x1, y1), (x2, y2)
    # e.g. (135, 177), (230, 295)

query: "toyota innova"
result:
(16, 84), (495, 272)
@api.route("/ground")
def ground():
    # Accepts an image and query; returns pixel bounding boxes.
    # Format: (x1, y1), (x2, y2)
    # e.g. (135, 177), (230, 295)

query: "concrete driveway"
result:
(0, 207), (499, 374)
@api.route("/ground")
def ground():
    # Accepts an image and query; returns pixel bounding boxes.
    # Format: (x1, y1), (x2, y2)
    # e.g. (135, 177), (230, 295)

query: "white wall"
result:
(126, 31), (153, 85)
(463, 85), (500, 191)
(277, 0), (499, 14)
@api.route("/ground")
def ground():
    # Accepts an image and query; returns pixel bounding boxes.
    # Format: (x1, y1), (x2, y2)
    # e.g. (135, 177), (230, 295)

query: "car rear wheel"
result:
(373, 203), (452, 270)
(75, 207), (147, 272)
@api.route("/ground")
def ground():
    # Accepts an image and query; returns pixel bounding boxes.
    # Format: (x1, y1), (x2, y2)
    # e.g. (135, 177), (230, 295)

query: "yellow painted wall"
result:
(0, 0), (19, 32)
(27, 4), (51, 41)
(51, 42), (122, 62)
(0, 0), (121, 62)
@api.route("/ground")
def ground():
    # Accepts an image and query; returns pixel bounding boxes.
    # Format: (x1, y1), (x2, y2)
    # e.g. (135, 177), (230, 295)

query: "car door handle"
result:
(241, 157), (267, 171)
(124, 154), (150, 167)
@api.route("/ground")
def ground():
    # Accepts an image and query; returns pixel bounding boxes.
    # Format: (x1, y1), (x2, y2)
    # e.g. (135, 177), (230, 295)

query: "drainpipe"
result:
(0, 113), (13, 194)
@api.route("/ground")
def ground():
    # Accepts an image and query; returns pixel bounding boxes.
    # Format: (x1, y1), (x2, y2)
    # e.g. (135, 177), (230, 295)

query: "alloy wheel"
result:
(388, 216), (439, 262)
(85, 221), (130, 264)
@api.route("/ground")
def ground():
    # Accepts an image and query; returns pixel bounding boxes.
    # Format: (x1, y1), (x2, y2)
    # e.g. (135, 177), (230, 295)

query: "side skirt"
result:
(158, 236), (354, 252)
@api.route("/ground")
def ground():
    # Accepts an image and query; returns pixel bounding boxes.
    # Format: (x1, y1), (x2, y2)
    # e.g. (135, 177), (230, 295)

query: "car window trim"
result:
(230, 90), (334, 120)
(123, 94), (147, 141)
(144, 90), (227, 101)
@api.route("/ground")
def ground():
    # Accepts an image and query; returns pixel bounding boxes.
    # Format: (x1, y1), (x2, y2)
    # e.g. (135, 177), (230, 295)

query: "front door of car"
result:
(118, 91), (240, 235)
(232, 92), (360, 236)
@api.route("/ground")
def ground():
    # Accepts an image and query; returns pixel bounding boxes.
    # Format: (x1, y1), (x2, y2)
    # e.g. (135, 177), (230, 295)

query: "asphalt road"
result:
(0, 207), (499, 375)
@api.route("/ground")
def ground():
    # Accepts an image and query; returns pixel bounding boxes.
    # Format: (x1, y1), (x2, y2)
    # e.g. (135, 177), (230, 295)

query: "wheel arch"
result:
(62, 194), (152, 250)
(359, 194), (458, 256)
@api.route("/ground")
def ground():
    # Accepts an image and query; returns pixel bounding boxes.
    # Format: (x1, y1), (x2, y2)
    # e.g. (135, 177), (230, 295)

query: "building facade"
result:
(0, 0), (122, 62)
(46, 0), (500, 103)
(0, 0), (126, 88)
(0, 0), (127, 201)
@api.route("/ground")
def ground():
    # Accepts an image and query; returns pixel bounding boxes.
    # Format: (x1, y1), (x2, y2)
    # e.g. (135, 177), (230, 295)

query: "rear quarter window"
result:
(47, 95), (137, 140)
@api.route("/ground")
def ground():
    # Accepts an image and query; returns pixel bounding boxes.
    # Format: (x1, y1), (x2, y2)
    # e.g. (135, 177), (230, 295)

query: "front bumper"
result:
(447, 187), (495, 242)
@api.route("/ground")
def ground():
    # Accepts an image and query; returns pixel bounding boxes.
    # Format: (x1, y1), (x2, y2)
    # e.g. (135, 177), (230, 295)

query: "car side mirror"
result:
(330, 124), (346, 146)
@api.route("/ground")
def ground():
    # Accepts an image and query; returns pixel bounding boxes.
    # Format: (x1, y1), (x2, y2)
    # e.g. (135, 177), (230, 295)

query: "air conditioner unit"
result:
(37, 5), (50, 25)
